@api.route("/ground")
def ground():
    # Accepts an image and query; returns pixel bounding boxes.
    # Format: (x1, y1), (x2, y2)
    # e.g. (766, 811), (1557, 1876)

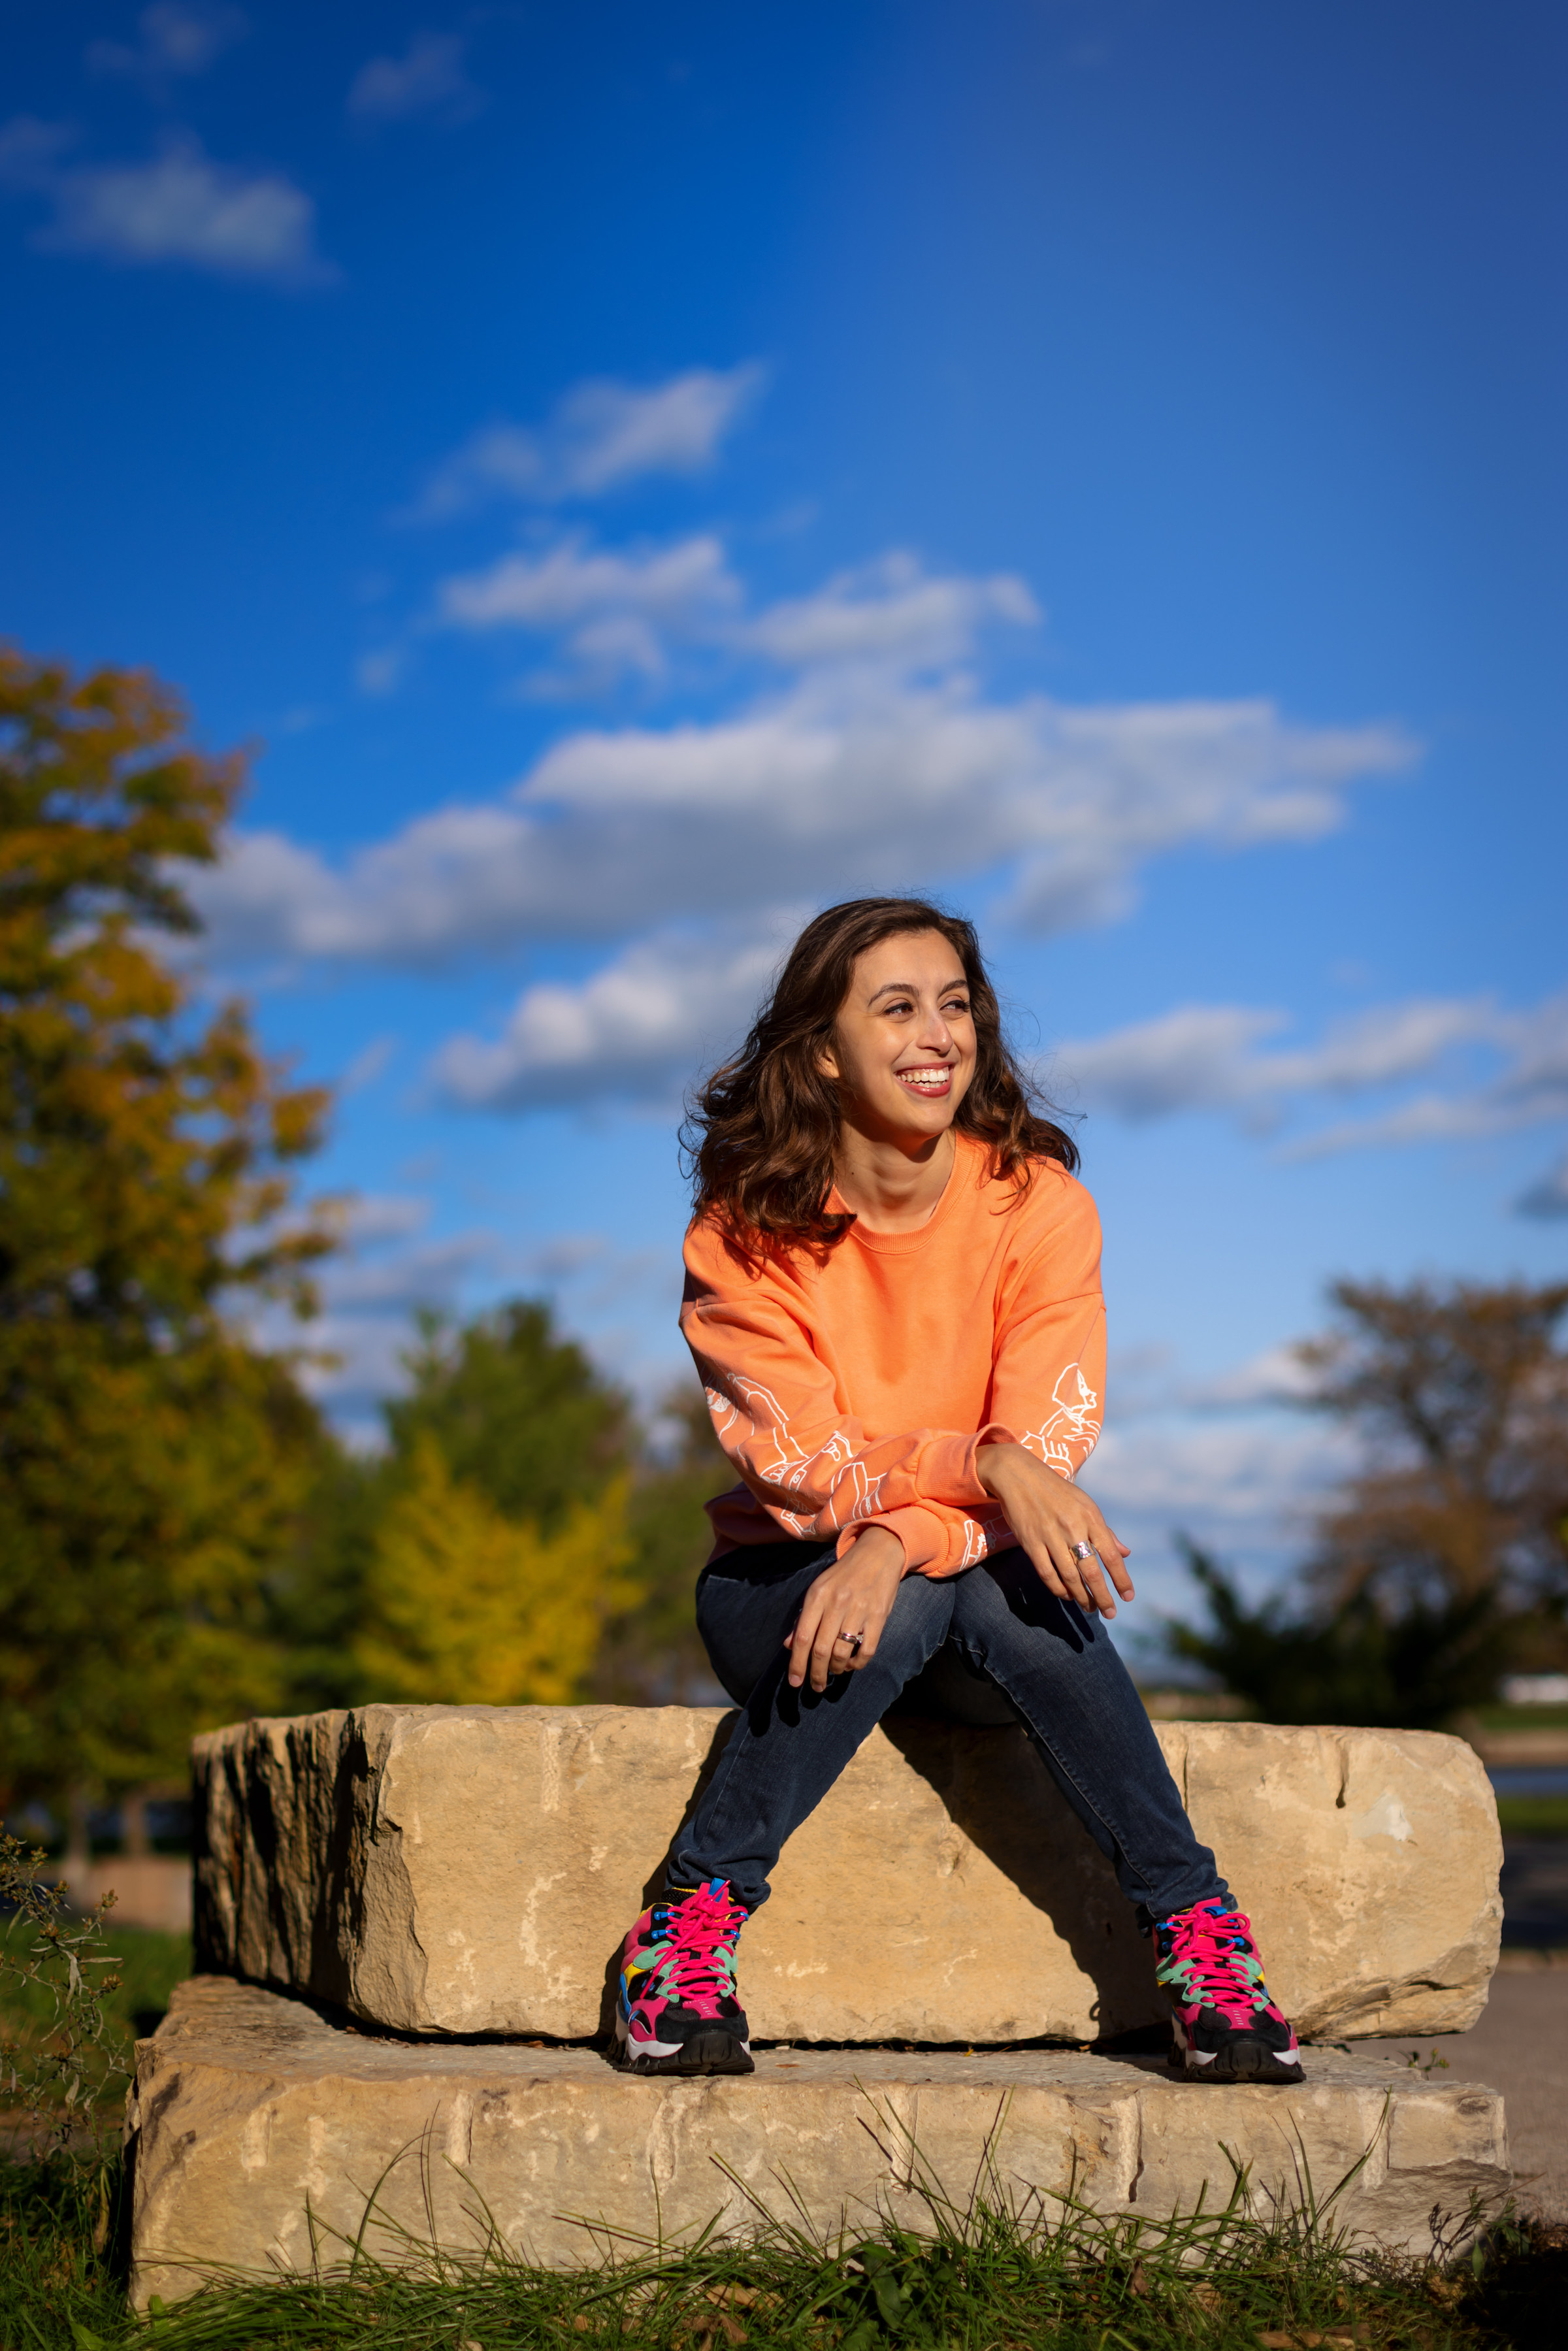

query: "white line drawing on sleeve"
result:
(1021, 1361), (1102, 1477)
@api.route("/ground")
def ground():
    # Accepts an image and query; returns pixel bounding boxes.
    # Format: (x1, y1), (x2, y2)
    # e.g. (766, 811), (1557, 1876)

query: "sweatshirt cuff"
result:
(836, 1504), (948, 1577)
(915, 1423), (1021, 1509)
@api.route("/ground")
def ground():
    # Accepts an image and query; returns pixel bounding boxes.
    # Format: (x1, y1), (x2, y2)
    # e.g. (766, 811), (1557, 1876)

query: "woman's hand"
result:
(785, 1525), (906, 1694)
(975, 1443), (1134, 1619)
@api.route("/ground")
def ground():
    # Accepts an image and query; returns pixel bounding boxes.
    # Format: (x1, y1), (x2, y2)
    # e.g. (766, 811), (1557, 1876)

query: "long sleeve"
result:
(987, 1188), (1107, 1484)
(680, 1243), (1015, 1575)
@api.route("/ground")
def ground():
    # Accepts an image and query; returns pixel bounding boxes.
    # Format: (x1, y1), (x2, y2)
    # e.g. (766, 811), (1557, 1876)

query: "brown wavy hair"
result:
(683, 896), (1078, 1257)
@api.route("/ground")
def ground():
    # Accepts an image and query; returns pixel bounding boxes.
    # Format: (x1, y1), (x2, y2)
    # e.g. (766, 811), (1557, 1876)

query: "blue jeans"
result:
(670, 1539), (1228, 1928)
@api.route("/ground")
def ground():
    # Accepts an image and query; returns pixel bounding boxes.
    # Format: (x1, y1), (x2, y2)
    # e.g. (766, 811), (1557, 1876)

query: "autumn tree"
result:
(352, 1437), (634, 1705)
(0, 644), (335, 1839)
(1167, 1275), (1568, 1726)
(1301, 1277), (1568, 1618)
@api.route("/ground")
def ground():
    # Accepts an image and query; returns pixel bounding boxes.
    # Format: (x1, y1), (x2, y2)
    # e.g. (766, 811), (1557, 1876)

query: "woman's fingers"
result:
(785, 1539), (902, 1691)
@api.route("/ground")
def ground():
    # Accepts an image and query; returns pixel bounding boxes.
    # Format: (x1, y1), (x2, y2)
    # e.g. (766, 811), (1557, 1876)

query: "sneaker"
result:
(1154, 1898), (1304, 2083)
(614, 1877), (754, 2075)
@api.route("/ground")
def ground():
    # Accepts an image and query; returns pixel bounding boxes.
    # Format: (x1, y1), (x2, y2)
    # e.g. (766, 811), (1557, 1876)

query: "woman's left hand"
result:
(975, 1441), (1134, 1619)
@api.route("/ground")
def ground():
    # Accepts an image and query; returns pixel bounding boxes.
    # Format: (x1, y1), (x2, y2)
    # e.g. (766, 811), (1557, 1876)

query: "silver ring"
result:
(845, 1630), (864, 1655)
(1069, 1541), (1095, 1564)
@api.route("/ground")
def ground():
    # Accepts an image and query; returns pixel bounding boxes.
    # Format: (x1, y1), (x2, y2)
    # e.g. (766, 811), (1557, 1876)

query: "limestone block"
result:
(125, 1979), (1511, 2305)
(192, 1706), (1501, 2047)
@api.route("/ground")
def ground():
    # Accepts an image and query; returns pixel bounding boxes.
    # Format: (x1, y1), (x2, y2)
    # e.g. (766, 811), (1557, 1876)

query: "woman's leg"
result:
(944, 1549), (1228, 1924)
(944, 1549), (1303, 2081)
(667, 1543), (957, 1910)
(615, 1543), (958, 2074)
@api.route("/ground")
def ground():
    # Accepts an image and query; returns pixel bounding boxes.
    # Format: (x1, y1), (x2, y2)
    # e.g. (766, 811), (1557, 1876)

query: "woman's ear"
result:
(816, 1033), (840, 1083)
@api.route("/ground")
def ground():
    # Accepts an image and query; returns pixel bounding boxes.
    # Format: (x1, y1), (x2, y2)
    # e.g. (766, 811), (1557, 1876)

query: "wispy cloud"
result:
(347, 33), (482, 126)
(432, 921), (795, 1111)
(410, 365), (766, 515)
(1056, 997), (1503, 1123)
(745, 551), (1038, 672)
(191, 544), (1411, 969)
(1051, 987), (1568, 1159)
(436, 533), (742, 684)
(0, 120), (330, 284)
(89, 3), (248, 83)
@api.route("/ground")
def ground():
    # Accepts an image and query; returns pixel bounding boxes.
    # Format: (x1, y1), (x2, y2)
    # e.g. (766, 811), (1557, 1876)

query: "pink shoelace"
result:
(657, 1881), (746, 2009)
(1160, 1903), (1266, 2027)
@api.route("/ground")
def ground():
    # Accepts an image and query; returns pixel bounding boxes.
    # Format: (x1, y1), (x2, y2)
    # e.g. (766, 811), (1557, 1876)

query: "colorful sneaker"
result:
(1154, 1898), (1304, 2082)
(614, 1878), (754, 2075)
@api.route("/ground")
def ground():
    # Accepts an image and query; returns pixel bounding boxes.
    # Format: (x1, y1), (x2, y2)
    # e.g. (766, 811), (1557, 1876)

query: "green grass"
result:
(0, 1926), (191, 2057)
(1495, 1796), (1568, 1839)
(3, 2146), (1567, 2351)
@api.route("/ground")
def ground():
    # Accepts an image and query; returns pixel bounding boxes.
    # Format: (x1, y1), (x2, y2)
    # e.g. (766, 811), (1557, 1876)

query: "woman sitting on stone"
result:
(615, 896), (1301, 2086)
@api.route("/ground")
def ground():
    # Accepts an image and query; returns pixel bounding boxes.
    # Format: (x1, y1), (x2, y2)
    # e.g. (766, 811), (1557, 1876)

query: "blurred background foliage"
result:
(1, 644), (1565, 1855)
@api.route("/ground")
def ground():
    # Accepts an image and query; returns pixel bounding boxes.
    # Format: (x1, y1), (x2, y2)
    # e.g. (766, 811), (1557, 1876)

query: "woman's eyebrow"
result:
(866, 974), (967, 1003)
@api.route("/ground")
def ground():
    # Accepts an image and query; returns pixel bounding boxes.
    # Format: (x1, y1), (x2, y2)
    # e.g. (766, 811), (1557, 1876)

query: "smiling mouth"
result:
(897, 1065), (953, 1096)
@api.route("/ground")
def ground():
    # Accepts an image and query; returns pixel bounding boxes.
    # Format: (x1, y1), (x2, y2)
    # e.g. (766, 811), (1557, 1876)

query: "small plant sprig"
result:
(0, 1832), (128, 2154)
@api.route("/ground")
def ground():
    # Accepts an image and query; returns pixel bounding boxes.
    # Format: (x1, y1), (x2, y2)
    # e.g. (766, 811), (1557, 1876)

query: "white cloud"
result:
(0, 123), (329, 283)
(1050, 986), (1568, 1162)
(436, 533), (741, 682)
(410, 364), (764, 515)
(1091, 1416), (1345, 1531)
(747, 551), (1038, 672)
(432, 923), (794, 1110)
(191, 647), (1413, 968)
(1278, 987), (1568, 1158)
(1056, 996), (1502, 1123)
(90, 3), (248, 80)
(347, 33), (481, 125)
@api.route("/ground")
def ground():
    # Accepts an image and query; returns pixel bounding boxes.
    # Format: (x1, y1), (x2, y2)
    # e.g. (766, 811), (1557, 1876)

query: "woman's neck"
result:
(832, 1123), (958, 1234)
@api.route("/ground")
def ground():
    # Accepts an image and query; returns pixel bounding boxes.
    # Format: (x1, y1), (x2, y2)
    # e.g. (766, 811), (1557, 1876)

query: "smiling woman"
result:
(683, 896), (1078, 1251)
(611, 896), (1307, 2088)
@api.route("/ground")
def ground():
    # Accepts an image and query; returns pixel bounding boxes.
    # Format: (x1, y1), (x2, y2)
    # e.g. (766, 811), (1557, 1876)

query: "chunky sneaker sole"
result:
(1168, 2028), (1305, 2084)
(1155, 1898), (1304, 2085)
(612, 2014), (754, 2075)
(615, 1877), (755, 2077)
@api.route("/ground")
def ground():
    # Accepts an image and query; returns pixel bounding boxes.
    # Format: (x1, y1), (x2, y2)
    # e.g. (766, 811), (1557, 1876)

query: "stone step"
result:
(193, 1705), (1502, 2047)
(125, 1977), (1511, 2305)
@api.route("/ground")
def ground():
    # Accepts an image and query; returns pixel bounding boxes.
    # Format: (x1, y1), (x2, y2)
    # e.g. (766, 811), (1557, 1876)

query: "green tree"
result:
(386, 1302), (630, 1531)
(0, 644), (335, 1834)
(593, 1386), (734, 1704)
(1164, 1542), (1509, 1730)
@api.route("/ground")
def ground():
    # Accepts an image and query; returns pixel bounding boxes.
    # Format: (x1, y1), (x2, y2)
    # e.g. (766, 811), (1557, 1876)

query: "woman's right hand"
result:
(785, 1526), (906, 1694)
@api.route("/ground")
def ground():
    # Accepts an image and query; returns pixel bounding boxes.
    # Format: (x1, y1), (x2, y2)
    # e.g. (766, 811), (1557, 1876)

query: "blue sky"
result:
(3, 1), (1565, 1627)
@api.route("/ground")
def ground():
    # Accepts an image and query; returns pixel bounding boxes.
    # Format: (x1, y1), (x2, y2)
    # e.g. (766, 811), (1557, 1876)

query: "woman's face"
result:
(820, 929), (979, 1145)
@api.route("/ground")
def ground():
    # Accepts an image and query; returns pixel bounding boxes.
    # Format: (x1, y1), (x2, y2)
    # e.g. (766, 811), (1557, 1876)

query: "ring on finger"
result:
(835, 1628), (865, 1656)
(1069, 1540), (1096, 1564)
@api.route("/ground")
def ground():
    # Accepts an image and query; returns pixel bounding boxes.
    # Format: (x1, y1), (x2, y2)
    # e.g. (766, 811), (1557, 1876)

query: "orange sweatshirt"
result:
(679, 1133), (1106, 1578)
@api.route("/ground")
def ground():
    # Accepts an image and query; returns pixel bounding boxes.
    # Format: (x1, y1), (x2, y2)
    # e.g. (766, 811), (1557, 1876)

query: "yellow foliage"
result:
(355, 1438), (638, 1706)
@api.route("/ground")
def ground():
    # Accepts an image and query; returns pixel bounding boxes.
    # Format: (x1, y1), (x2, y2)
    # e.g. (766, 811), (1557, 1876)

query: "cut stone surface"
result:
(126, 1978), (1511, 2305)
(193, 1705), (1502, 2047)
